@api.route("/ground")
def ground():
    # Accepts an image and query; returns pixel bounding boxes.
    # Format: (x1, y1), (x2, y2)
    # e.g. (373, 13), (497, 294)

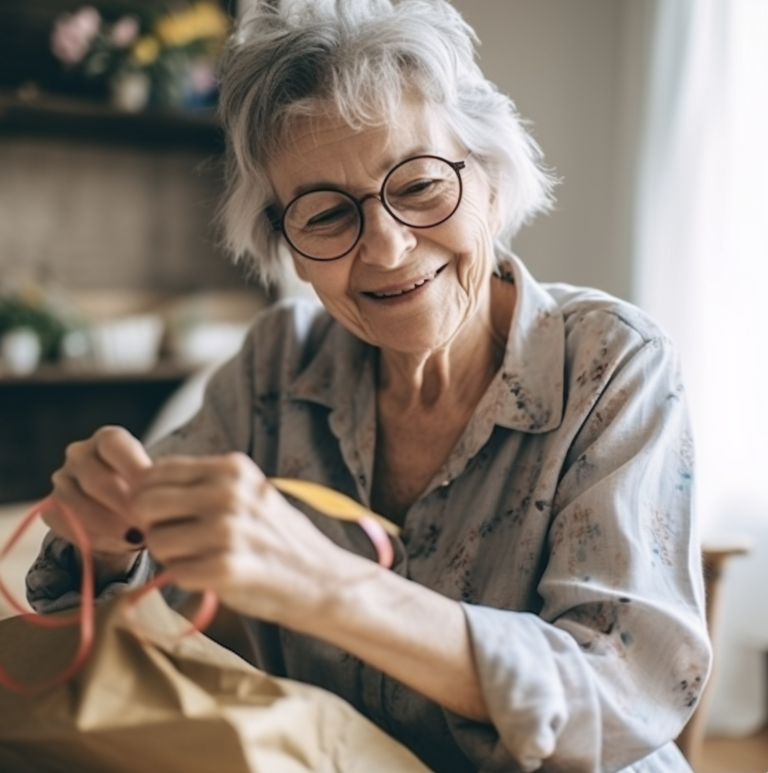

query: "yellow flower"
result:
(155, 2), (229, 48)
(190, 2), (230, 38)
(131, 35), (160, 66)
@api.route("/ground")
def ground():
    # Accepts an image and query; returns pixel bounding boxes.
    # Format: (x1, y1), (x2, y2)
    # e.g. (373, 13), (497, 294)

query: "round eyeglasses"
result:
(269, 155), (467, 261)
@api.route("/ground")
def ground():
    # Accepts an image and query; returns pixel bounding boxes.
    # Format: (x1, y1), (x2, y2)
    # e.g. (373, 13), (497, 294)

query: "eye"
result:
(391, 178), (440, 198)
(306, 202), (355, 228)
(287, 191), (358, 234)
(401, 178), (436, 196)
(386, 176), (455, 213)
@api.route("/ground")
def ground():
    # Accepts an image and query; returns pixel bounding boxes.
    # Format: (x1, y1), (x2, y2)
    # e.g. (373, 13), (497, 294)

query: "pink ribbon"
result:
(0, 486), (393, 694)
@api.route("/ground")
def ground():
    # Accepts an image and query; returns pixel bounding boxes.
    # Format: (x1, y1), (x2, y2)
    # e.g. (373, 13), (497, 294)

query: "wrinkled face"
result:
(267, 100), (499, 356)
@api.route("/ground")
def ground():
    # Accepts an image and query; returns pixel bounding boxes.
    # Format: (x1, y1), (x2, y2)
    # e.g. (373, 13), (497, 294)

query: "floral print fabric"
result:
(27, 251), (710, 773)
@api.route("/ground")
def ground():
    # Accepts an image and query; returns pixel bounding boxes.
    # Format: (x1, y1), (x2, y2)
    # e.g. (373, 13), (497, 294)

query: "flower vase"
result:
(110, 71), (151, 113)
(0, 328), (41, 376)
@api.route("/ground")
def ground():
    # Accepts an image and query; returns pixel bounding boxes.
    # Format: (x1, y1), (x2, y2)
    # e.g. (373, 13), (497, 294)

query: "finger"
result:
(131, 477), (250, 531)
(93, 426), (153, 483)
(46, 469), (141, 553)
(60, 438), (135, 517)
(137, 452), (264, 490)
(131, 453), (267, 526)
(144, 514), (237, 564)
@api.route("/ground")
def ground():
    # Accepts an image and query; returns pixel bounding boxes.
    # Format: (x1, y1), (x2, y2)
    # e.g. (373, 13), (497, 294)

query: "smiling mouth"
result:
(365, 265), (446, 299)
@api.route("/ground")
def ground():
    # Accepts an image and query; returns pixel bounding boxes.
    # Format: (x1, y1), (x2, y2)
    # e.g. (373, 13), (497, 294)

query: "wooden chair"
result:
(675, 540), (752, 768)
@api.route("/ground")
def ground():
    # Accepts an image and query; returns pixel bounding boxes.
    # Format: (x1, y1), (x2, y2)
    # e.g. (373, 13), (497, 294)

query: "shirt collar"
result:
(288, 317), (373, 409)
(287, 249), (565, 434)
(485, 248), (565, 432)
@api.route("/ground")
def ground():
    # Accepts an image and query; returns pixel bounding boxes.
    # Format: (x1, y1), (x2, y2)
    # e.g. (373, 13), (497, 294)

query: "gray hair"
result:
(217, 0), (557, 286)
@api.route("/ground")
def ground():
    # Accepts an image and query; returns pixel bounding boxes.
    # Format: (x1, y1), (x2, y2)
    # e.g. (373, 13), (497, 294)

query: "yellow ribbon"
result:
(269, 478), (401, 537)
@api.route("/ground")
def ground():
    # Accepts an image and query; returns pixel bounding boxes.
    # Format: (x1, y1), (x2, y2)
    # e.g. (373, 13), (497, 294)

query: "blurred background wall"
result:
(452, 0), (652, 301)
(0, 0), (266, 502)
(0, 0), (652, 303)
(0, 0), (254, 295)
(0, 0), (766, 760)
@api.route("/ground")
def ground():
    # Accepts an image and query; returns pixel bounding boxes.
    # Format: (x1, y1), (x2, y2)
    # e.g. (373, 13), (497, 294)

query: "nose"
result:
(356, 195), (417, 267)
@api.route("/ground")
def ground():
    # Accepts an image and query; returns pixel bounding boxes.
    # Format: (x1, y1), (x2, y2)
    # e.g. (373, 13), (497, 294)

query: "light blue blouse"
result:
(27, 253), (711, 773)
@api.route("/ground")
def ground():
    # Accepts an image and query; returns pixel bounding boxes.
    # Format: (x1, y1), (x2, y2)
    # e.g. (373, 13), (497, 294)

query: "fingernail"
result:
(124, 527), (144, 545)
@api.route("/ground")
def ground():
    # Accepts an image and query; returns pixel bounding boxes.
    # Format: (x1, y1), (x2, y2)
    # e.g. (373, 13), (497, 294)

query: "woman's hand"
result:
(46, 425), (152, 580)
(130, 453), (352, 625)
(129, 452), (488, 721)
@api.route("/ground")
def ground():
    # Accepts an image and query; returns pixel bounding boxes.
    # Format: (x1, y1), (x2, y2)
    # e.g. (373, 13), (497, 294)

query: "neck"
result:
(377, 274), (515, 411)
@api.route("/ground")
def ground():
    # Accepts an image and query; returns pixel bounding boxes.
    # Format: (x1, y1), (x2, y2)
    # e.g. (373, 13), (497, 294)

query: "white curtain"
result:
(633, 0), (768, 735)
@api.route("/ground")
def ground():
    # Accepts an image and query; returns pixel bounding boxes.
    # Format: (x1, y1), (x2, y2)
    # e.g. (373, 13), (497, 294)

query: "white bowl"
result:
(173, 322), (247, 366)
(87, 314), (165, 372)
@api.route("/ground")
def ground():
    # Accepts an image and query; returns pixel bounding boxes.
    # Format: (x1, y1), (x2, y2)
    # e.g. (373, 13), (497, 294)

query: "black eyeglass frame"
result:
(267, 154), (468, 261)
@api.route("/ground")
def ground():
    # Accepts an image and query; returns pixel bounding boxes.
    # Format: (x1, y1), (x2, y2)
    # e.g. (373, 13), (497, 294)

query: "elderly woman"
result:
(27, 1), (711, 771)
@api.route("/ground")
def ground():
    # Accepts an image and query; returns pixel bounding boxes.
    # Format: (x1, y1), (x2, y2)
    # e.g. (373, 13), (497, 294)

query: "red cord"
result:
(0, 483), (393, 694)
(0, 497), (94, 694)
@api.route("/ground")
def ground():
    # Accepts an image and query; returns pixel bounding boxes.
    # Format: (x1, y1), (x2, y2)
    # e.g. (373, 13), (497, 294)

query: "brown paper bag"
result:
(0, 589), (432, 773)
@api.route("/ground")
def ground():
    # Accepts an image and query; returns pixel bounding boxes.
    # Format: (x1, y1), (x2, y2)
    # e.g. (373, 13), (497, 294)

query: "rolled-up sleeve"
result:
(26, 532), (154, 614)
(456, 336), (711, 772)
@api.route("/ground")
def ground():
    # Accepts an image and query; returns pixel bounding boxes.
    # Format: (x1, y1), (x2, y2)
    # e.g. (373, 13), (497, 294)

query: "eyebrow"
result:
(285, 144), (433, 200)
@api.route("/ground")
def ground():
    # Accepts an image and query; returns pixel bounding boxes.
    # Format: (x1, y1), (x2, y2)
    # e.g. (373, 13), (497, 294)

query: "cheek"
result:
(438, 202), (496, 296)
(299, 264), (354, 309)
(443, 205), (496, 267)
(446, 182), (496, 246)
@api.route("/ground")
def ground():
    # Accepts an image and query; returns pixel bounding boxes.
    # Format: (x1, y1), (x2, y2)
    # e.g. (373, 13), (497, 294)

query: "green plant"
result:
(0, 292), (71, 361)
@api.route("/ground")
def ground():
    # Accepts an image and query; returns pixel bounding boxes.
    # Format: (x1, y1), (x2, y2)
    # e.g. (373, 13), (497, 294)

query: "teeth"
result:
(371, 274), (434, 298)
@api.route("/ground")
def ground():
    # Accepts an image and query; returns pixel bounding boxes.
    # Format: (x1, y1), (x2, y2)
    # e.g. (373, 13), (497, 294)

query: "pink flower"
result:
(188, 62), (217, 94)
(50, 6), (102, 65)
(110, 16), (140, 49)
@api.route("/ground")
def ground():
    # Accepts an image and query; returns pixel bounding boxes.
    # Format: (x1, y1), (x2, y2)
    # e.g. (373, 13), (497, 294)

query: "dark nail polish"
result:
(124, 527), (144, 545)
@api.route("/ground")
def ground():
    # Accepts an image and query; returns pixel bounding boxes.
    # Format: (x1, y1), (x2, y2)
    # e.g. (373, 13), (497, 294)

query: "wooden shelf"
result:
(0, 360), (200, 504)
(0, 90), (224, 151)
(0, 359), (199, 385)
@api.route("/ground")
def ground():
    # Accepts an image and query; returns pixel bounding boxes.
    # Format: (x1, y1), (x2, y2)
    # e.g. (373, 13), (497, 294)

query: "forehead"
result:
(268, 100), (460, 200)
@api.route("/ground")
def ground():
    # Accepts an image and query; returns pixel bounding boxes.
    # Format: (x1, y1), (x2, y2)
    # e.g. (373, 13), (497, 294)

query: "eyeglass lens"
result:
(282, 156), (463, 260)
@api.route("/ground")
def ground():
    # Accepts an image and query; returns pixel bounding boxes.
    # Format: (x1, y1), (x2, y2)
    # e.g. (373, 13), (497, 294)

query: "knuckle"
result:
(93, 425), (125, 450)
(206, 521), (241, 561)
(214, 523), (237, 554)
(220, 451), (247, 474)
(215, 552), (238, 583)
(227, 451), (259, 477)
(50, 467), (67, 489)
(93, 425), (121, 441)
(63, 438), (88, 463)
(218, 489), (242, 515)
